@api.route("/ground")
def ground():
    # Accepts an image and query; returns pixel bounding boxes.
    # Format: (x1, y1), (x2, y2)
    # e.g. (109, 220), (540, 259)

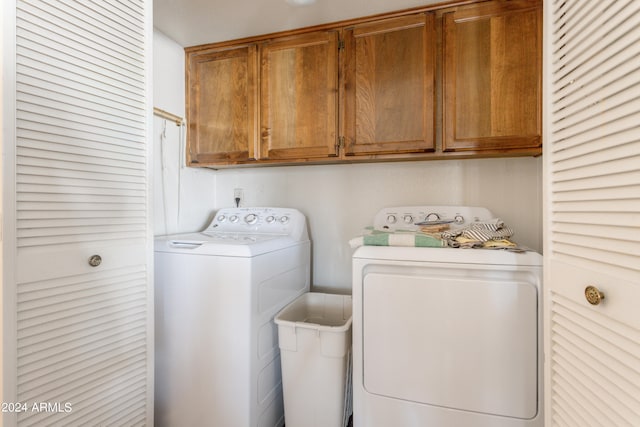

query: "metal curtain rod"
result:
(154, 107), (185, 126)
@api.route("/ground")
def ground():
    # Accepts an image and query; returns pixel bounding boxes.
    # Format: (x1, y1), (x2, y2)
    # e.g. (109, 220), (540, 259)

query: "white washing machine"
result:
(154, 207), (310, 427)
(352, 206), (543, 427)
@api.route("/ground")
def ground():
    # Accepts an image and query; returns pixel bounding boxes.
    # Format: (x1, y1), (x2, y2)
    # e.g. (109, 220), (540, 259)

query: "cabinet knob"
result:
(88, 255), (102, 267)
(585, 285), (605, 306)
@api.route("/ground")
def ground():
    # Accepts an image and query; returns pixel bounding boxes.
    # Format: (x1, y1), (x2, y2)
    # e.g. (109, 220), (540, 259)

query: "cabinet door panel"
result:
(443, 0), (542, 152)
(187, 46), (257, 163)
(260, 31), (339, 160)
(344, 14), (435, 156)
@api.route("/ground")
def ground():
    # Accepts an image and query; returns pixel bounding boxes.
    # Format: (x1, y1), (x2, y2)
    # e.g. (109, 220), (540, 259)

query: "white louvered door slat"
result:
(544, 0), (640, 426)
(11, 0), (152, 425)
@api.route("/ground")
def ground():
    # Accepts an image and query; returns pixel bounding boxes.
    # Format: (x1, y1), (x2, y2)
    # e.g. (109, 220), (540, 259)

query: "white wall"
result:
(153, 30), (217, 235)
(153, 29), (543, 293)
(214, 158), (542, 292)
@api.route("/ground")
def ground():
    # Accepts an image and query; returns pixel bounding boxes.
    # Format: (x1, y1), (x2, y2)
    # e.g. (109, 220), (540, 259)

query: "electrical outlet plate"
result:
(233, 188), (243, 207)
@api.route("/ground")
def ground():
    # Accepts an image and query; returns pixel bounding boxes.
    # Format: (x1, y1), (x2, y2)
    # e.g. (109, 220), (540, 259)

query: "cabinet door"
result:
(186, 45), (258, 164)
(343, 14), (435, 156)
(260, 31), (339, 160)
(442, 0), (541, 153)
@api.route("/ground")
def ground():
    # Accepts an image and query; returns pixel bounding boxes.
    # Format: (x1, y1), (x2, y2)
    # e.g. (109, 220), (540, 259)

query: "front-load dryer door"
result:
(362, 267), (538, 419)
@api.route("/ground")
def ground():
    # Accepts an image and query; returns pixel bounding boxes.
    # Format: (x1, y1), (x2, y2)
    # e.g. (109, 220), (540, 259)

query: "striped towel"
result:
(349, 228), (445, 249)
(441, 219), (514, 242)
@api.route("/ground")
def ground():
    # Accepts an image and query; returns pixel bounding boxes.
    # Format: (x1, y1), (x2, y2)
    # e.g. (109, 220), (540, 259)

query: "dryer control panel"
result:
(374, 205), (494, 232)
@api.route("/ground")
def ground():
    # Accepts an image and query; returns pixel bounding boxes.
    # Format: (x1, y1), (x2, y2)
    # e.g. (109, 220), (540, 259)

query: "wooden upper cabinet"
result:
(343, 14), (436, 156)
(186, 45), (258, 164)
(442, 0), (542, 152)
(260, 31), (339, 160)
(184, 0), (544, 168)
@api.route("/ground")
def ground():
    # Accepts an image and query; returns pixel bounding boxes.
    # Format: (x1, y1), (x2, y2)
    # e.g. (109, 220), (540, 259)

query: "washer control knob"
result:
(245, 213), (258, 224)
(454, 215), (465, 224)
(217, 215), (226, 222)
(230, 215), (239, 223)
(426, 213), (440, 222)
(266, 215), (276, 223)
(387, 215), (397, 224)
(279, 216), (289, 224)
(403, 215), (413, 224)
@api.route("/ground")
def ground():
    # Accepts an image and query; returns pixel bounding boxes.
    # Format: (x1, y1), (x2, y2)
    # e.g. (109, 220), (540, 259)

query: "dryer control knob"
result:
(245, 214), (258, 224)
(230, 215), (239, 223)
(279, 216), (289, 224)
(266, 215), (275, 223)
(454, 215), (465, 224)
(403, 215), (413, 224)
(425, 213), (440, 222)
(387, 215), (397, 224)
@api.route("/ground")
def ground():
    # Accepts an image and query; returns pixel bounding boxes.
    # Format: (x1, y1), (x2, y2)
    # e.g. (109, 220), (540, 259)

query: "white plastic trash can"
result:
(275, 292), (353, 427)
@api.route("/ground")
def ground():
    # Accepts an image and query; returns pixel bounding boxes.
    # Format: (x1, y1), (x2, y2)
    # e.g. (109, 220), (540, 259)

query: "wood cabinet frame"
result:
(343, 14), (436, 157)
(185, 0), (542, 168)
(260, 31), (340, 160)
(186, 44), (258, 164)
(441, 0), (542, 152)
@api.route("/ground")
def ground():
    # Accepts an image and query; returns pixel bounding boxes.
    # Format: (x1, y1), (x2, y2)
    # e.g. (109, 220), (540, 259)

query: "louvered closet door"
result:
(12, 0), (152, 425)
(545, 1), (640, 426)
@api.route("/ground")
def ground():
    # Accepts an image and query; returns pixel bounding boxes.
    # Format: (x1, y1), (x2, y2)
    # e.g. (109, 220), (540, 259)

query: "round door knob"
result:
(89, 255), (102, 267)
(585, 285), (605, 306)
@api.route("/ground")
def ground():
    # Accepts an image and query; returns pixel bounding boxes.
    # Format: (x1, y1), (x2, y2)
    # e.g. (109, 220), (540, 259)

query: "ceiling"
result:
(153, 0), (442, 47)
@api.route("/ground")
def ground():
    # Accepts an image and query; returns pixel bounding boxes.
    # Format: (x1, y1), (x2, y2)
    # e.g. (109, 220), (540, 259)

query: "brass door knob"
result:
(585, 285), (605, 306)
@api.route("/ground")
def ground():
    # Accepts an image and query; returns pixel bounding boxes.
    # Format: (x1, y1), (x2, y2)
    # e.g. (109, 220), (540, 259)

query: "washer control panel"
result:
(373, 206), (494, 232)
(203, 207), (308, 241)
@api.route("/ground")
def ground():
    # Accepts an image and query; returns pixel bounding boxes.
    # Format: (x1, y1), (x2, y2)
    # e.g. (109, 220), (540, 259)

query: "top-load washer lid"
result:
(154, 207), (309, 257)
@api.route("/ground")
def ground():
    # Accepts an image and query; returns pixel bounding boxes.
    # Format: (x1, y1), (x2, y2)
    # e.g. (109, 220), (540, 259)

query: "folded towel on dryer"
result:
(483, 239), (519, 249)
(349, 228), (445, 249)
(349, 220), (525, 252)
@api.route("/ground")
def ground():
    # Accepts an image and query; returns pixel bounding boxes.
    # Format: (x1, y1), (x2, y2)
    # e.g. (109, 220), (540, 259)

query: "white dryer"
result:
(352, 206), (542, 427)
(154, 207), (310, 427)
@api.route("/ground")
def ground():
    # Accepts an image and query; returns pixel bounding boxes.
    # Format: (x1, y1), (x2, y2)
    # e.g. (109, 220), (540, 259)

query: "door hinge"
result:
(336, 136), (345, 152)
(338, 40), (345, 51)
